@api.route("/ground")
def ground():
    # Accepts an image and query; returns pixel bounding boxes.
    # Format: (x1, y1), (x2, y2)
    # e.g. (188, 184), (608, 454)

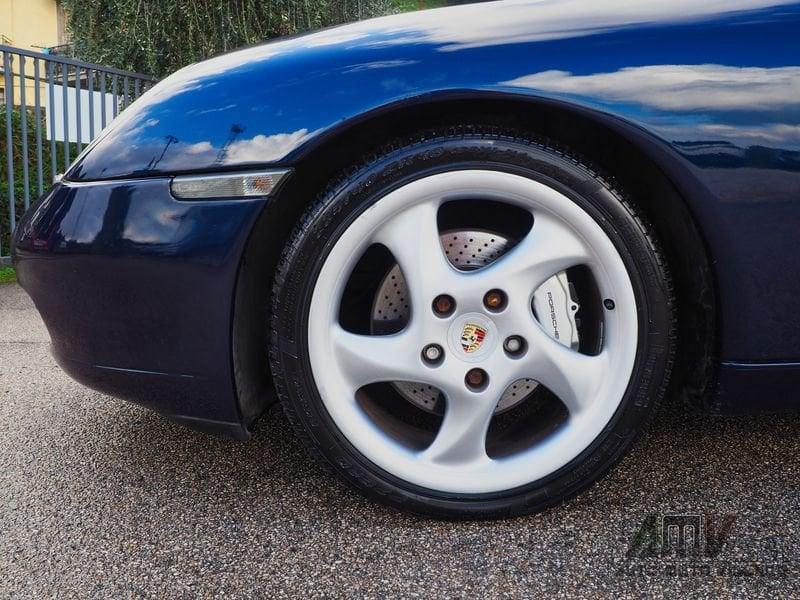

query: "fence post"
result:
(74, 66), (82, 153)
(87, 68), (95, 141)
(19, 56), (31, 210)
(61, 63), (70, 168)
(48, 60), (57, 182)
(3, 51), (16, 234)
(34, 58), (44, 197)
(100, 72), (107, 128)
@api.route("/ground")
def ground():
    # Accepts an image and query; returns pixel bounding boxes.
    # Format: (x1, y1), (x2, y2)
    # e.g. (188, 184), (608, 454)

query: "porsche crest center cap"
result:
(461, 323), (487, 353)
(448, 312), (498, 362)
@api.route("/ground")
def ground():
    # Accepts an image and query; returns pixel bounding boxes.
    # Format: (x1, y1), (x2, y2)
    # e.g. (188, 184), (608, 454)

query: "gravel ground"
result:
(1, 282), (799, 599)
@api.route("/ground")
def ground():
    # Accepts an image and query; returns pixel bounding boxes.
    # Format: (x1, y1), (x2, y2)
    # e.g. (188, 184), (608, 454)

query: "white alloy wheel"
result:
(269, 131), (674, 518)
(307, 170), (638, 494)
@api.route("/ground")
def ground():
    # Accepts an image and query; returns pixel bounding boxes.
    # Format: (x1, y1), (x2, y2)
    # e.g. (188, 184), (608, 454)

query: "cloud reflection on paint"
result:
(503, 65), (800, 112)
(144, 128), (317, 170)
(503, 64), (800, 147)
(699, 124), (800, 145)
(357, 0), (798, 51)
(185, 141), (214, 155)
(224, 129), (314, 162)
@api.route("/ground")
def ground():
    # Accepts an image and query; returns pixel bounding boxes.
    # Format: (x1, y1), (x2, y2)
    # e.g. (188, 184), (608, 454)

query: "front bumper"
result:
(12, 178), (268, 438)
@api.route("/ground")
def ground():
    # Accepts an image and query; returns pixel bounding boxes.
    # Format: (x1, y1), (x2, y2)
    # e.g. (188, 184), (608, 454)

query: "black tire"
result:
(269, 129), (675, 519)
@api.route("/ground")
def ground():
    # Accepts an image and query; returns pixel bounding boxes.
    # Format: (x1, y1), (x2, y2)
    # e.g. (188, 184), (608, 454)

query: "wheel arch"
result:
(233, 92), (718, 428)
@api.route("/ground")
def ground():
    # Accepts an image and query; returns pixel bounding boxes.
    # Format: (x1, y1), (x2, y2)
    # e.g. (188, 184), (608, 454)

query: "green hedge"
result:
(62, 0), (405, 78)
(0, 266), (16, 283)
(0, 105), (75, 256)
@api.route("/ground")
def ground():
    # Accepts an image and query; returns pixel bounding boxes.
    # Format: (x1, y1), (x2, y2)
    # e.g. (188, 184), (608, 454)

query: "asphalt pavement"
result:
(1, 282), (799, 598)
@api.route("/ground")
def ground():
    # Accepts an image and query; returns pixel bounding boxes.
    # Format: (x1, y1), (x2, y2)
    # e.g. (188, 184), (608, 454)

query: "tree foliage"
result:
(62, 0), (399, 78)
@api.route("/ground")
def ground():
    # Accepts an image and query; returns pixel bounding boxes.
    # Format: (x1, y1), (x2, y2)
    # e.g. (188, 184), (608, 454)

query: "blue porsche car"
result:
(11, 0), (800, 518)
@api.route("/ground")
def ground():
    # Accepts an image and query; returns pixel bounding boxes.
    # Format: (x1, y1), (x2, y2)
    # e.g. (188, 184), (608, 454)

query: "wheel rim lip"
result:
(308, 170), (638, 494)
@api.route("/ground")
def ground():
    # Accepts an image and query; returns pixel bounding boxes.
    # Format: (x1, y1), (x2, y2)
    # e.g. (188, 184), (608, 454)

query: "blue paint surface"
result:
(12, 1), (800, 426)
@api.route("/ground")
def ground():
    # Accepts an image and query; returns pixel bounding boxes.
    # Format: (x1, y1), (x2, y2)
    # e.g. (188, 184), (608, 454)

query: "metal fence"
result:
(1, 44), (156, 262)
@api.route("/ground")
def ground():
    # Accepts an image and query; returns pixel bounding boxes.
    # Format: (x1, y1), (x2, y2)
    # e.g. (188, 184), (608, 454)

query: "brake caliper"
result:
(532, 271), (580, 350)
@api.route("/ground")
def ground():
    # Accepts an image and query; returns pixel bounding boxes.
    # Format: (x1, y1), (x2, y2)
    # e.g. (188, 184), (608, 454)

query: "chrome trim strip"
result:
(61, 168), (292, 200)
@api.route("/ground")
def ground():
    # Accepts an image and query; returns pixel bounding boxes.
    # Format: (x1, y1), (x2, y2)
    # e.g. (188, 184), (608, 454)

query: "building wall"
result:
(0, 0), (63, 105)
(0, 0), (61, 51)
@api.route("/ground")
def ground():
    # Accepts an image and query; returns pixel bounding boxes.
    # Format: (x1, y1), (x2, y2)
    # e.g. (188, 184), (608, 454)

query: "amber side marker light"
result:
(171, 169), (291, 199)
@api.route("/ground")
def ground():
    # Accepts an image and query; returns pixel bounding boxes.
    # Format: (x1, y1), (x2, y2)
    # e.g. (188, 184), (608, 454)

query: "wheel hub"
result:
(370, 228), (579, 414)
(448, 312), (497, 362)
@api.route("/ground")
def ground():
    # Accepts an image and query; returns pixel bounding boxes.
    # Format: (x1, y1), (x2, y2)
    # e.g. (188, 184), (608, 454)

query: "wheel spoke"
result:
(474, 212), (591, 292)
(421, 388), (496, 466)
(528, 330), (609, 415)
(332, 326), (421, 391)
(372, 200), (454, 314)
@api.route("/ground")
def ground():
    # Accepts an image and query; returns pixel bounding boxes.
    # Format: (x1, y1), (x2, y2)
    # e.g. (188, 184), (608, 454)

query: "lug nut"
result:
(483, 289), (507, 311)
(465, 368), (488, 390)
(432, 294), (456, 317)
(422, 344), (444, 364)
(503, 335), (526, 355)
(604, 298), (616, 310)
